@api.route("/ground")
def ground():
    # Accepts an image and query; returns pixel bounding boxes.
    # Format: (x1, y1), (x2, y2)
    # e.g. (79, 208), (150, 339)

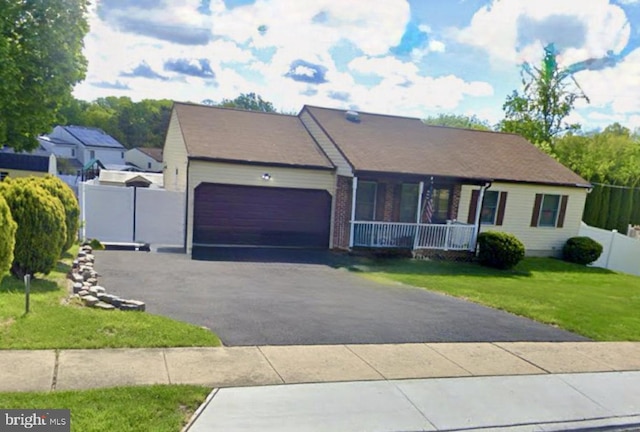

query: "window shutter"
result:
(531, 194), (543, 227)
(467, 189), (479, 224)
(557, 195), (569, 228)
(375, 183), (386, 221)
(496, 191), (508, 226)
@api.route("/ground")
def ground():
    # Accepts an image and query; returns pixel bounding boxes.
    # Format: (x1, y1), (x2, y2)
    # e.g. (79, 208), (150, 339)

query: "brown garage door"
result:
(193, 183), (331, 248)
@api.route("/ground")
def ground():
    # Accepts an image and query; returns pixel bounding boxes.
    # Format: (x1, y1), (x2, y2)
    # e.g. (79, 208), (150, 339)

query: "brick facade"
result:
(450, 184), (461, 221)
(332, 175), (352, 250)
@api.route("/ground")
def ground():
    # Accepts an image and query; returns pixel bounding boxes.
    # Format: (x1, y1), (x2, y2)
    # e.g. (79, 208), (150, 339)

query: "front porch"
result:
(352, 221), (475, 251)
(334, 174), (489, 252)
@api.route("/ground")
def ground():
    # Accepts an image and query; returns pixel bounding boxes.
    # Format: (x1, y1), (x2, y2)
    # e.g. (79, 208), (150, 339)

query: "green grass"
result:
(0, 249), (221, 349)
(363, 257), (640, 341)
(0, 385), (210, 432)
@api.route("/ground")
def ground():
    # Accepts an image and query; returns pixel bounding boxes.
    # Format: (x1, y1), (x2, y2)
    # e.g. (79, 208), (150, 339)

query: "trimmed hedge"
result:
(0, 192), (17, 275)
(0, 178), (66, 278)
(32, 175), (80, 253)
(477, 231), (525, 270)
(562, 236), (603, 265)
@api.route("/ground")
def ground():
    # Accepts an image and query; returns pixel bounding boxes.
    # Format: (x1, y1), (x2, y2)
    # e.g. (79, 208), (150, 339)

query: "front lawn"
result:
(0, 252), (220, 349)
(0, 385), (210, 432)
(363, 257), (640, 341)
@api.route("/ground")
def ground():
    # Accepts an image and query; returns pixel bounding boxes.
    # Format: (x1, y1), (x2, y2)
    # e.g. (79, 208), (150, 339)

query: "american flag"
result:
(424, 177), (434, 223)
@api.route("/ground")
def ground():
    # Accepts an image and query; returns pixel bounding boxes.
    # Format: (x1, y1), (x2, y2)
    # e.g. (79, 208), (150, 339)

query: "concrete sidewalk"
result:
(187, 372), (640, 431)
(1, 342), (640, 392)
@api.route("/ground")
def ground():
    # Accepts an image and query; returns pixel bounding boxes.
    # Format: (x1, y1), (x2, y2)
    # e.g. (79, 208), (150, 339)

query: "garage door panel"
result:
(194, 183), (331, 247)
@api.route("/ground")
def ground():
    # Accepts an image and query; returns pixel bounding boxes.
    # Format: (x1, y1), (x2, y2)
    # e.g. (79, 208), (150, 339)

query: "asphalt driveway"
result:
(94, 249), (587, 346)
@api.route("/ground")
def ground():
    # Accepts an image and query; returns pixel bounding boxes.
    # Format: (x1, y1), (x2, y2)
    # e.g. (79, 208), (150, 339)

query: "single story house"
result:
(0, 146), (57, 180)
(125, 147), (163, 172)
(164, 102), (590, 257)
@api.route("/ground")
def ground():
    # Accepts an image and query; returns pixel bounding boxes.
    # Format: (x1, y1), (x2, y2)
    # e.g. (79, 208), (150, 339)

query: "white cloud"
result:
(428, 40), (446, 53)
(455, 0), (630, 66)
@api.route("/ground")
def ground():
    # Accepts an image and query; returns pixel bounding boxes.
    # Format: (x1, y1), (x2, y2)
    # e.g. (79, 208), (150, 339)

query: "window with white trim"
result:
(481, 191), (499, 224)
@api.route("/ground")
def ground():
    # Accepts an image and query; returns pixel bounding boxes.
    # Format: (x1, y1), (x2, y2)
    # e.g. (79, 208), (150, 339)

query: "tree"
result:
(0, 178), (66, 278)
(0, 193), (17, 276)
(0, 0), (90, 152)
(499, 45), (588, 149)
(423, 114), (492, 131)
(219, 93), (276, 113)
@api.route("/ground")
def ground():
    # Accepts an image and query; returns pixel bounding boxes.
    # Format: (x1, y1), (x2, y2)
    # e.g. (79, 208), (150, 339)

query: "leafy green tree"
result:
(499, 47), (588, 149)
(219, 93), (276, 113)
(423, 114), (492, 131)
(0, 193), (17, 276)
(0, 178), (66, 278)
(34, 175), (80, 253)
(0, 0), (89, 151)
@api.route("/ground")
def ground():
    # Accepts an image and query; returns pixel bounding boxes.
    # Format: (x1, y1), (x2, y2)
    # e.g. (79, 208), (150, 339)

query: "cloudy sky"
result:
(74, 0), (640, 130)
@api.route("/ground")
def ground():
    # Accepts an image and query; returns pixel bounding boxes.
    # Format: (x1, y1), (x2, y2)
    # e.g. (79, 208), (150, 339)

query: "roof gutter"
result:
(188, 156), (335, 171)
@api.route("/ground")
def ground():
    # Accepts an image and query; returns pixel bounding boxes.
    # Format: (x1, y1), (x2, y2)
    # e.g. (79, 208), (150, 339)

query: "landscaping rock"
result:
(82, 245), (93, 253)
(71, 273), (84, 284)
(82, 270), (92, 281)
(120, 300), (146, 312)
(93, 301), (115, 310)
(77, 289), (89, 297)
(86, 277), (98, 286)
(72, 282), (83, 293)
(72, 260), (79, 269)
(88, 286), (105, 296)
(77, 251), (87, 258)
(85, 254), (95, 263)
(81, 295), (99, 306)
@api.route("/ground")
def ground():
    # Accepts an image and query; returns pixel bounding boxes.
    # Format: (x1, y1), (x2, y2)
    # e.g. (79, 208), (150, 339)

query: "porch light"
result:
(262, 173), (271, 181)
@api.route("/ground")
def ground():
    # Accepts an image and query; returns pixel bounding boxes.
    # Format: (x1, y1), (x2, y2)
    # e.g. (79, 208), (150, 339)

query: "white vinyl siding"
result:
(162, 110), (188, 192)
(125, 149), (163, 172)
(186, 160), (336, 253)
(299, 110), (352, 177)
(459, 182), (587, 256)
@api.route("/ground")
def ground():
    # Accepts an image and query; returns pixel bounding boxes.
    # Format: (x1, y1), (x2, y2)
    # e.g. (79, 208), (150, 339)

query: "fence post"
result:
(444, 220), (451, 251)
(605, 229), (617, 269)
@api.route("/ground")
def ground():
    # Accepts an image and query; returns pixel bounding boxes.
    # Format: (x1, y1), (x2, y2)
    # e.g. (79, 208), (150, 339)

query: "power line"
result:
(590, 182), (640, 191)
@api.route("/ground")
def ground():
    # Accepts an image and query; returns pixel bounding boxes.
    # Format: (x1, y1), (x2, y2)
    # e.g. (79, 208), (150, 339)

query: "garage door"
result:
(193, 183), (331, 248)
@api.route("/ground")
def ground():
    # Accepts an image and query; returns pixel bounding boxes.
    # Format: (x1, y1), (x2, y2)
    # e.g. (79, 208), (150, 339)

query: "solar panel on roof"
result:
(65, 126), (124, 149)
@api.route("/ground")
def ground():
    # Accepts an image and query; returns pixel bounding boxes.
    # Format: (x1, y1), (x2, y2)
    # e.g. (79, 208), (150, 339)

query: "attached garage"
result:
(193, 183), (331, 248)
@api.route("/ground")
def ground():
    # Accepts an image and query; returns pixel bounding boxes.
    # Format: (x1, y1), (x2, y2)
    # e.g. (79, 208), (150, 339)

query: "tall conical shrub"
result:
(0, 178), (66, 278)
(32, 175), (79, 252)
(0, 192), (17, 276)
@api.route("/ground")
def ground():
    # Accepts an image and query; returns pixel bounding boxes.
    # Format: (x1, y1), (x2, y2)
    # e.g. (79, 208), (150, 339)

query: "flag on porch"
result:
(424, 177), (434, 223)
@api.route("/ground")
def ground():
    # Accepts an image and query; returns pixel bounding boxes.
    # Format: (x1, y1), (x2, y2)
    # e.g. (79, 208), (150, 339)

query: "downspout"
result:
(184, 159), (190, 255)
(413, 181), (424, 250)
(472, 181), (492, 252)
(349, 176), (358, 248)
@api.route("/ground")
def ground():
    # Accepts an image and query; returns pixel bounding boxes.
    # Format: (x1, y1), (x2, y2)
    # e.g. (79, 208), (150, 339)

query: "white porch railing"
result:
(352, 221), (475, 251)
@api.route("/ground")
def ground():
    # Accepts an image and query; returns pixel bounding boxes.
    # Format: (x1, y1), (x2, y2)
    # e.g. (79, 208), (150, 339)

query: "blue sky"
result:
(75, 0), (640, 130)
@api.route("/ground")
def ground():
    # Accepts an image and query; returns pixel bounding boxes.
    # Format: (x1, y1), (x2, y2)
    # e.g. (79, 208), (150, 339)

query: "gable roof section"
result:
(136, 147), (163, 162)
(174, 102), (333, 170)
(303, 106), (589, 187)
(0, 153), (49, 172)
(63, 126), (125, 149)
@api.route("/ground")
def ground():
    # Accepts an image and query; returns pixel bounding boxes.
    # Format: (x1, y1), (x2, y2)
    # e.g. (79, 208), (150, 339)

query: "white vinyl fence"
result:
(79, 182), (185, 246)
(579, 222), (640, 276)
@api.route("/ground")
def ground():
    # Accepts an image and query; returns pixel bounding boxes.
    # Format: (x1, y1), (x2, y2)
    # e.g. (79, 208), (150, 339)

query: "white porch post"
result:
(80, 180), (86, 241)
(471, 183), (488, 250)
(349, 177), (358, 248)
(413, 181), (424, 249)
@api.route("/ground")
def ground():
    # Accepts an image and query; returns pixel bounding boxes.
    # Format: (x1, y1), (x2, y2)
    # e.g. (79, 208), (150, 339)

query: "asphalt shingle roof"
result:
(173, 103), (333, 169)
(303, 106), (589, 187)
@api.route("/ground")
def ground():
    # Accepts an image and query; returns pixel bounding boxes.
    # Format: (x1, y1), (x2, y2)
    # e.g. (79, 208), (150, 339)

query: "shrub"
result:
(562, 236), (603, 265)
(32, 175), (80, 252)
(0, 179), (66, 278)
(0, 193), (17, 275)
(477, 231), (525, 270)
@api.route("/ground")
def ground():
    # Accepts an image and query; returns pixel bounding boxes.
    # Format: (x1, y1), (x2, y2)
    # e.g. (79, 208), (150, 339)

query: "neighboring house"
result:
(125, 147), (163, 172)
(0, 146), (57, 180)
(164, 102), (590, 257)
(40, 125), (126, 166)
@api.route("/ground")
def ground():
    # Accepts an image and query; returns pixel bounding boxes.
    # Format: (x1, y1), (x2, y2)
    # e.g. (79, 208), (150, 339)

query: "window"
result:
(71, 149), (75, 157)
(399, 183), (419, 222)
(538, 194), (560, 227)
(147, 162), (152, 169)
(89, 150), (95, 159)
(0, 172), (8, 181)
(355, 181), (377, 221)
(121, 152), (124, 158)
(481, 191), (499, 224)
(468, 189), (508, 226)
(432, 188), (450, 223)
(531, 194), (568, 228)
